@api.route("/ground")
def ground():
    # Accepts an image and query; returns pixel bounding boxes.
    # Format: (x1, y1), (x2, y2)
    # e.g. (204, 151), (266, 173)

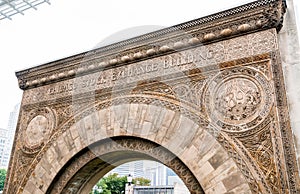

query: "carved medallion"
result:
(21, 107), (56, 154)
(25, 115), (49, 147)
(214, 77), (262, 123)
(204, 67), (273, 131)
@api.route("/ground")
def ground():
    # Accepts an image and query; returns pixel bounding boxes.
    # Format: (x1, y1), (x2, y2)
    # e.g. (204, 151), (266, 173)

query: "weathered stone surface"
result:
(4, 0), (299, 193)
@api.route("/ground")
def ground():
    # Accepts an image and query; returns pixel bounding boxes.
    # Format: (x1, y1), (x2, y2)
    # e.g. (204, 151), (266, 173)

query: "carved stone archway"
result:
(46, 137), (205, 194)
(4, 0), (300, 193)
(23, 98), (253, 194)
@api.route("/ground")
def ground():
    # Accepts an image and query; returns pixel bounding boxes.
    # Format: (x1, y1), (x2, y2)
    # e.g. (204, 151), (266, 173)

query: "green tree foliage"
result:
(91, 173), (151, 194)
(132, 177), (151, 186)
(0, 168), (7, 191)
(96, 173), (127, 194)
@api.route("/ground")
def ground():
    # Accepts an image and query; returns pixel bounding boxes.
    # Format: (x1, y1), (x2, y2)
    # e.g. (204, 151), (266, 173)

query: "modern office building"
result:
(110, 160), (186, 188)
(6, 104), (19, 147)
(111, 160), (145, 178)
(0, 128), (10, 169)
(142, 161), (167, 186)
(0, 104), (20, 168)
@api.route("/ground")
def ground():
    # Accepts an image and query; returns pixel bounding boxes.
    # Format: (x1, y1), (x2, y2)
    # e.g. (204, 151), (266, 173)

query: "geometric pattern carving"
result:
(237, 120), (281, 193)
(5, 1), (299, 193)
(7, 55), (298, 194)
(6, 54), (297, 194)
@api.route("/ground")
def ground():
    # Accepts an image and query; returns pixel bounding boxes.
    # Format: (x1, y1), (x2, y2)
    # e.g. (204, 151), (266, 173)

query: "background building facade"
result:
(0, 104), (19, 168)
(111, 160), (186, 187)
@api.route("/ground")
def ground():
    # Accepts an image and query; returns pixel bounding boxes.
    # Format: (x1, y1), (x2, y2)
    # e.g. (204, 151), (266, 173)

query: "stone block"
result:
(222, 171), (246, 191)
(208, 147), (229, 169)
(198, 161), (215, 181)
(206, 181), (227, 194)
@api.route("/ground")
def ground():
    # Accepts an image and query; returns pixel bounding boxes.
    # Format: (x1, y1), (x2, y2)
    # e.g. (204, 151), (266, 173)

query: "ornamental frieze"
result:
(5, 0), (299, 193)
(21, 29), (277, 106)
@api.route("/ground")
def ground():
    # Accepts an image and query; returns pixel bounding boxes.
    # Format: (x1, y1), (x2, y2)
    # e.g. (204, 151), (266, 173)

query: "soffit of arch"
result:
(47, 138), (206, 194)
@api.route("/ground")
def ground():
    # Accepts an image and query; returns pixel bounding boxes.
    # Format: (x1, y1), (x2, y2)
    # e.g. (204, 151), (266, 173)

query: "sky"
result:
(0, 0), (299, 129)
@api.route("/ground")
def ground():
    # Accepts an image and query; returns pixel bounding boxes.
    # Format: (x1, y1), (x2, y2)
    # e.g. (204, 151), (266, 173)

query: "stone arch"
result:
(46, 137), (203, 194)
(5, 1), (299, 193)
(22, 99), (252, 194)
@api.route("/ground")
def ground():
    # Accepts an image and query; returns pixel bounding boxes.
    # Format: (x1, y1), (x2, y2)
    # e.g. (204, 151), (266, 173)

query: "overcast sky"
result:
(0, 0), (299, 129)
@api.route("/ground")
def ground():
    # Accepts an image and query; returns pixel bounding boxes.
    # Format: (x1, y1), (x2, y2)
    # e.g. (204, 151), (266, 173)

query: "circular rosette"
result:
(21, 107), (56, 154)
(204, 67), (273, 132)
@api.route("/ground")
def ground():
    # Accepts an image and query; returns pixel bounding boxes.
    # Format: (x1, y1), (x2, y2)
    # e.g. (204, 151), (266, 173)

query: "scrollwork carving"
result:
(215, 78), (262, 122)
(237, 122), (281, 193)
(204, 66), (273, 131)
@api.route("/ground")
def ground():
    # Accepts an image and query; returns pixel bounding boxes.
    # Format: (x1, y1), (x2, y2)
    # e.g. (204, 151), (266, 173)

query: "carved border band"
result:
(21, 29), (278, 106)
(5, 0), (300, 193)
(16, 0), (286, 90)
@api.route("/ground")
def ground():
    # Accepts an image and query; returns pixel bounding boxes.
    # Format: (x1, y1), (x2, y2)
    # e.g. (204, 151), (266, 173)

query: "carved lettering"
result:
(47, 49), (216, 97)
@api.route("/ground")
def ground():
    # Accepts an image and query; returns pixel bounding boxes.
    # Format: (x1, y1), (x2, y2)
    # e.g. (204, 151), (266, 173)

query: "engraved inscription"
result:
(21, 30), (278, 106)
(6, 0), (299, 192)
(46, 49), (215, 97)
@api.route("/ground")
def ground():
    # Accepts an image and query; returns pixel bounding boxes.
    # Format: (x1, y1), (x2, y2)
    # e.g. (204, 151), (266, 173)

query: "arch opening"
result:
(46, 137), (204, 194)
(90, 160), (190, 194)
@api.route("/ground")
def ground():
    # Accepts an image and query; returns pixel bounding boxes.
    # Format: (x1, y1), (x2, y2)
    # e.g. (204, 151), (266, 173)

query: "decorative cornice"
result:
(16, 0), (286, 90)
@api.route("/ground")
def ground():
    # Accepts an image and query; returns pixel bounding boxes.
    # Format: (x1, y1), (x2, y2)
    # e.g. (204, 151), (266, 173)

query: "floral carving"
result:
(4, 1), (299, 192)
(214, 78), (262, 122)
(237, 121), (282, 193)
(204, 66), (273, 130)
(25, 115), (49, 147)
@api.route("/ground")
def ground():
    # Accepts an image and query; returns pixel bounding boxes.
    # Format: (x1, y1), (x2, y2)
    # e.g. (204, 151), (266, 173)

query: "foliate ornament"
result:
(215, 78), (261, 122)
(238, 123), (281, 193)
(54, 104), (74, 127)
(131, 80), (175, 97)
(251, 30), (277, 56)
(172, 80), (205, 107)
(21, 107), (56, 154)
(204, 67), (273, 131)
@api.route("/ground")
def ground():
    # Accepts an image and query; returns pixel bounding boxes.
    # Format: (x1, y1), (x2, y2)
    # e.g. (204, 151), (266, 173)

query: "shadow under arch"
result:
(46, 136), (204, 194)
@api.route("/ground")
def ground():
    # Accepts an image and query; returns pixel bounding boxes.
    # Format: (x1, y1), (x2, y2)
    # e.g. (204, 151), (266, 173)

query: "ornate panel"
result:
(8, 53), (297, 194)
(4, 0), (299, 193)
